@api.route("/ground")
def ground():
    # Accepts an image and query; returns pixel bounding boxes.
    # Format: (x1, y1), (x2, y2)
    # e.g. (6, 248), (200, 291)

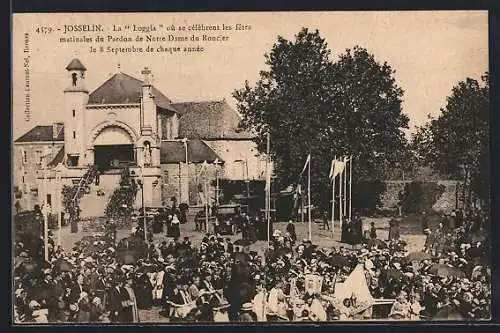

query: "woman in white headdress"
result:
(170, 214), (181, 238)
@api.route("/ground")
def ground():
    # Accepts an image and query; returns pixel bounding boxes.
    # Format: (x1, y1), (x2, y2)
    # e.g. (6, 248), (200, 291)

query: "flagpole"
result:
(266, 132), (271, 244)
(204, 166), (209, 228)
(343, 157), (347, 218)
(308, 154), (312, 241)
(349, 154), (353, 221)
(332, 170), (335, 237)
(339, 163), (343, 230)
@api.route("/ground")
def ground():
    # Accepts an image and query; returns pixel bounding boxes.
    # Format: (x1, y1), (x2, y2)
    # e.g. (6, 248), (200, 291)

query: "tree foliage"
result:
(62, 185), (80, 223)
(105, 167), (138, 218)
(233, 28), (409, 210)
(413, 74), (489, 208)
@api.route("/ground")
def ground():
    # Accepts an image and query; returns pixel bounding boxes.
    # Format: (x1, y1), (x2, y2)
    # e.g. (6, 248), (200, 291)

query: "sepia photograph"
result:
(11, 11), (490, 323)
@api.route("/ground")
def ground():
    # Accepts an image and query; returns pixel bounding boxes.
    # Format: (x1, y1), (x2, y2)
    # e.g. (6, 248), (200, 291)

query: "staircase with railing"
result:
(78, 166), (122, 219)
(72, 165), (99, 204)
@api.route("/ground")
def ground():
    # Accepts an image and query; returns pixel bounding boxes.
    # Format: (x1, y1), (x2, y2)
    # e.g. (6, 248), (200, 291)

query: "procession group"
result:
(14, 205), (491, 323)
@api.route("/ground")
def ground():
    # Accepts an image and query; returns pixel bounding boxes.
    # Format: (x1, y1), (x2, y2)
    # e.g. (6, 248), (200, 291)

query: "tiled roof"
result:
(88, 72), (176, 112)
(66, 58), (87, 71)
(15, 126), (64, 143)
(160, 140), (224, 164)
(172, 100), (254, 140)
(47, 147), (65, 167)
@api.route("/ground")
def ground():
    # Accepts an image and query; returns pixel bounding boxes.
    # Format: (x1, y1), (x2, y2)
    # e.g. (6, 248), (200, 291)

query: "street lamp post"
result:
(181, 138), (188, 204)
(56, 168), (62, 247)
(140, 167), (147, 242)
(213, 158), (222, 206)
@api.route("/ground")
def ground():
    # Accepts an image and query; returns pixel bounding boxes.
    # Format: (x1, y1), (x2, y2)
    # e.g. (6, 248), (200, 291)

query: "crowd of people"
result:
(14, 206), (491, 323)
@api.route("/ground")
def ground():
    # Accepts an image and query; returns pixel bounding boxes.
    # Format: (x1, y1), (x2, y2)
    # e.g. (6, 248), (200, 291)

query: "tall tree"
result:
(413, 74), (489, 209)
(233, 29), (409, 211)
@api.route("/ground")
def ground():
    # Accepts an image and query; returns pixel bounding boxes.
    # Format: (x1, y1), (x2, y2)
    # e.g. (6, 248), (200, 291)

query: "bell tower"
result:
(139, 67), (160, 167)
(64, 58), (89, 167)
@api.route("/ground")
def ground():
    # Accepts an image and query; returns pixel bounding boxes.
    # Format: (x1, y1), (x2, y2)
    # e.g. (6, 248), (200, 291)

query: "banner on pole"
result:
(330, 157), (347, 180)
(197, 160), (208, 178)
(300, 154), (311, 177)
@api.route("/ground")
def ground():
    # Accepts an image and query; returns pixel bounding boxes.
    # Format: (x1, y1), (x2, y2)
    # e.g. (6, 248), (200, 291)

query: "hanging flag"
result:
(333, 264), (374, 314)
(332, 157), (346, 179)
(197, 160), (208, 178)
(264, 161), (271, 191)
(299, 154), (311, 177)
(328, 159), (336, 180)
(296, 183), (302, 195)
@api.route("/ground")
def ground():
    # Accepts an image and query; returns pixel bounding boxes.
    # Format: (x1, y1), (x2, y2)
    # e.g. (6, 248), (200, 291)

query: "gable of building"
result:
(87, 72), (176, 112)
(172, 100), (254, 140)
(160, 140), (224, 164)
(15, 125), (64, 143)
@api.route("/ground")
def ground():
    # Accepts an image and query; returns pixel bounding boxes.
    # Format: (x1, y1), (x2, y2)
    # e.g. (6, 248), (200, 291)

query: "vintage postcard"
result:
(12, 11), (490, 323)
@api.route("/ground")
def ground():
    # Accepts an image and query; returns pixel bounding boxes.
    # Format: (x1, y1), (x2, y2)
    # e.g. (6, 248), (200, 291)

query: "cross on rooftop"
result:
(141, 67), (152, 85)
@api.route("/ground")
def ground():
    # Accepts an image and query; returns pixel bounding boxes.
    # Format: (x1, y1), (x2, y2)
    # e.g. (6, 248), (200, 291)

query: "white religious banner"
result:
(333, 264), (374, 314)
(304, 274), (324, 295)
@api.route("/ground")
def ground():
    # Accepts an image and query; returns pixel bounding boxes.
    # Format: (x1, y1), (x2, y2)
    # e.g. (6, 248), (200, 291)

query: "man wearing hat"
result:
(238, 302), (257, 322)
(107, 276), (125, 323)
(212, 297), (230, 322)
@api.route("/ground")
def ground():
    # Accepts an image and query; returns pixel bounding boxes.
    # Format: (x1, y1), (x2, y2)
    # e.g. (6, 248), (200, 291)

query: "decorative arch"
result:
(88, 120), (139, 149)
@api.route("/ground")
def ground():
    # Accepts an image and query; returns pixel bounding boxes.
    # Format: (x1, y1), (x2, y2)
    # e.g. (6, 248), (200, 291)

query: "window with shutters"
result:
(22, 149), (27, 164)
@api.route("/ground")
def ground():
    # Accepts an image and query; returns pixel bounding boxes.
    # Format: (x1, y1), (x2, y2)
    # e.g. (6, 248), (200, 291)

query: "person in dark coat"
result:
(170, 214), (181, 238)
(286, 221), (297, 244)
(322, 211), (330, 230)
(134, 273), (153, 310)
(341, 218), (351, 244)
(179, 203), (189, 225)
(440, 213), (450, 233)
(370, 222), (377, 239)
(421, 211), (429, 234)
(69, 274), (89, 305)
(350, 215), (363, 245)
(107, 279), (125, 323)
(388, 218), (400, 241)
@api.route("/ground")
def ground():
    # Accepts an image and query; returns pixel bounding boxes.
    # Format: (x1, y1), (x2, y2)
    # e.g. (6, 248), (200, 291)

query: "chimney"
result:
(52, 122), (63, 140)
(141, 67), (152, 87)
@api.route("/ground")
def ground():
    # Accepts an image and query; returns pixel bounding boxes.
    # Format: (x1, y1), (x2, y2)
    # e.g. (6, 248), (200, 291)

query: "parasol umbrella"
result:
(234, 239), (252, 247)
(80, 236), (95, 243)
(120, 252), (136, 265)
(234, 252), (250, 263)
(20, 260), (39, 274)
(31, 283), (56, 302)
(407, 251), (432, 262)
(136, 264), (156, 274)
(367, 239), (388, 249)
(471, 233), (486, 243)
(433, 307), (464, 320)
(328, 255), (349, 267)
(428, 264), (466, 278)
(54, 258), (74, 272)
(384, 268), (404, 280)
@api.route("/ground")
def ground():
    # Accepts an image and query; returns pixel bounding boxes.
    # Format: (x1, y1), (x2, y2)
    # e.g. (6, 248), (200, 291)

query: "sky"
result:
(12, 11), (488, 139)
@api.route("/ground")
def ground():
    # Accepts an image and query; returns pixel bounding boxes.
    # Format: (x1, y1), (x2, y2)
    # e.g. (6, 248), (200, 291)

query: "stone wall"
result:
(380, 180), (464, 213)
